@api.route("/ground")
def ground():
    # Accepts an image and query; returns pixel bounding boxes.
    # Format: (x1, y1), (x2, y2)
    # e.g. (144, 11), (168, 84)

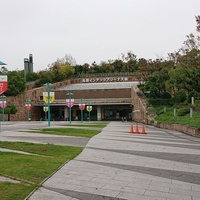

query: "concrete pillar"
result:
(97, 105), (101, 121)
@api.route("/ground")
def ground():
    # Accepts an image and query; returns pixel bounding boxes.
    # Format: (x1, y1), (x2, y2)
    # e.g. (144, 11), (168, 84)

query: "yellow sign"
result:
(86, 106), (92, 112)
(43, 92), (55, 103)
(43, 106), (48, 112)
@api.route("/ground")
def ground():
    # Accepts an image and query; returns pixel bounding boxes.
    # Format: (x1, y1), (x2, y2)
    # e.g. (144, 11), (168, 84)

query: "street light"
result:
(43, 103), (48, 121)
(44, 83), (52, 126)
(67, 92), (73, 124)
(79, 98), (85, 123)
(0, 95), (6, 121)
(25, 98), (31, 121)
(87, 102), (92, 121)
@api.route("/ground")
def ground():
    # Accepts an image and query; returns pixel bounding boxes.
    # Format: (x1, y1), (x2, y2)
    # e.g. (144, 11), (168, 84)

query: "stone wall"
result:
(131, 86), (148, 123)
(156, 122), (200, 137)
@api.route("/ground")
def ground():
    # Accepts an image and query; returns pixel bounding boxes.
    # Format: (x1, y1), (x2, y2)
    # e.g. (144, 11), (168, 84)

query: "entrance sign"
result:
(66, 99), (74, 108)
(0, 75), (8, 95)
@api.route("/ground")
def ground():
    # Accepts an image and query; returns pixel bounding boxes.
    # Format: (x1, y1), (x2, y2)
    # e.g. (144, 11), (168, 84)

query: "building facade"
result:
(5, 74), (148, 122)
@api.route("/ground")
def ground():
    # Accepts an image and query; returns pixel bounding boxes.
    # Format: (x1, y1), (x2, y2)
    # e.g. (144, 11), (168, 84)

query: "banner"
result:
(25, 103), (31, 110)
(86, 105), (92, 112)
(66, 99), (74, 108)
(0, 100), (6, 108)
(43, 92), (55, 103)
(0, 75), (8, 95)
(79, 104), (85, 110)
(43, 106), (48, 112)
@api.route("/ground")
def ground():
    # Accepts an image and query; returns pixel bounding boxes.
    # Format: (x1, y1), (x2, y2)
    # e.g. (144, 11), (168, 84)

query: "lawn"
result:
(0, 142), (83, 200)
(28, 127), (102, 137)
(155, 107), (200, 129)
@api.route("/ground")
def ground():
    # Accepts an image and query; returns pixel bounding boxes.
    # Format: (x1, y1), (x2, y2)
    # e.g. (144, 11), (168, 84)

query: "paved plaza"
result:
(1, 121), (200, 199)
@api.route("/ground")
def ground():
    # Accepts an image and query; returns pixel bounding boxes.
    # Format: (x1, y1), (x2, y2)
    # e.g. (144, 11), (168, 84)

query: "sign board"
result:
(43, 92), (55, 103)
(66, 99), (74, 108)
(86, 106), (92, 112)
(0, 100), (6, 108)
(79, 104), (85, 110)
(0, 75), (8, 95)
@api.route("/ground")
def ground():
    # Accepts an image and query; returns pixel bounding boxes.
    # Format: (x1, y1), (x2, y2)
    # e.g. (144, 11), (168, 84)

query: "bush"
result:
(174, 91), (187, 103)
(177, 108), (190, 116)
(148, 99), (174, 106)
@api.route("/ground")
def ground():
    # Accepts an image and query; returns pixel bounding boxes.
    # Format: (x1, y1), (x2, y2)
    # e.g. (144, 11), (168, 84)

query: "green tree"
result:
(4, 104), (18, 121)
(5, 71), (26, 96)
(36, 70), (54, 86)
(25, 72), (39, 82)
(166, 67), (197, 96)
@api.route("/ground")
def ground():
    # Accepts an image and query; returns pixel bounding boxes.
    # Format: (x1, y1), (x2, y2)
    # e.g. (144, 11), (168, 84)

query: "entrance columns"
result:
(97, 105), (101, 121)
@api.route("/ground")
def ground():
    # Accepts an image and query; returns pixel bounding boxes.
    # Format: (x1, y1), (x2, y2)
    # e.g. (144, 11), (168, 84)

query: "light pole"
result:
(25, 99), (31, 121)
(43, 104), (48, 121)
(86, 102), (92, 121)
(44, 83), (52, 126)
(67, 92), (73, 124)
(80, 98), (84, 123)
(0, 95), (6, 121)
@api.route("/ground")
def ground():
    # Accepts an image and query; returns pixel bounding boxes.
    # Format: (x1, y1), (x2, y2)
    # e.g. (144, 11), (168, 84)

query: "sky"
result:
(0, 0), (200, 72)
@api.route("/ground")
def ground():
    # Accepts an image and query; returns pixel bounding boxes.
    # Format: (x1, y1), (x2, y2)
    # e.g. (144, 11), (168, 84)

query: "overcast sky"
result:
(0, 0), (199, 72)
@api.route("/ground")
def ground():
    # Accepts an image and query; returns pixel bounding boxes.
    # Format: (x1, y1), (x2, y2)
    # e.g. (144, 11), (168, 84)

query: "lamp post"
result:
(43, 104), (48, 121)
(87, 102), (92, 121)
(44, 83), (52, 126)
(67, 92), (73, 124)
(79, 98), (85, 123)
(25, 99), (31, 121)
(0, 95), (6, 121)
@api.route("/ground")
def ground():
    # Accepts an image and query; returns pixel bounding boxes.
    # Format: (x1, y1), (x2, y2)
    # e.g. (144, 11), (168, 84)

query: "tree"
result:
(36, 70), (54, 86)
(4, 104), (18, 121)
(25, 72), (39, 82)
(166, 67), (197, 96)
(5, 71), (26, 96)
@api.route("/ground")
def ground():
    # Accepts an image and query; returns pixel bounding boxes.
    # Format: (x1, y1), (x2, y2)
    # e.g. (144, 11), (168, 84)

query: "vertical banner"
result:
(43, 92), (55, 103)
(25, 103), (31, 110)
(0, 100), (6, 108)
(0, 75), (8, 95)
(66, 99), (74, 107)
(79, 104), (85, 110)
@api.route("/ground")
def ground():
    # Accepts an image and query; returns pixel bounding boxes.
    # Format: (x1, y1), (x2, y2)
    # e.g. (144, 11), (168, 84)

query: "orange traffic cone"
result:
(129, 124), (134, 133)
(141, 125), (146, 134)
(135, 124), (139, 134)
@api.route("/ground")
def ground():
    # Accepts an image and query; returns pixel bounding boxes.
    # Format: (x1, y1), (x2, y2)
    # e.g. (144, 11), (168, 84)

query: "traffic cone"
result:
(129, 124), (134, 133)
(141, 125), (146, 134)
(135, 124), (139, 134)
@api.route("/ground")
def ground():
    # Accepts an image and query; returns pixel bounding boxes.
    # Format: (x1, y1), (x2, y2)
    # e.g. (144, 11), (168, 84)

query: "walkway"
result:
(28, 122), (200, 200)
